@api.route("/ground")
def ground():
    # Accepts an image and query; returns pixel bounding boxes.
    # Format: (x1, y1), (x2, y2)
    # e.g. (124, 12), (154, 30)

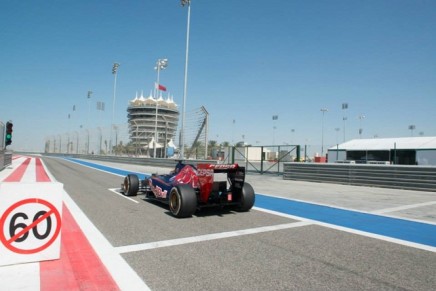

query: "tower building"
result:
(127, 92), (179, 157)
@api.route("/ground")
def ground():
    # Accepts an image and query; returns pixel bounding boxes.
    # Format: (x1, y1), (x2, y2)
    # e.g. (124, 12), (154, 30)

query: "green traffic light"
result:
(5, 121), (13, 145)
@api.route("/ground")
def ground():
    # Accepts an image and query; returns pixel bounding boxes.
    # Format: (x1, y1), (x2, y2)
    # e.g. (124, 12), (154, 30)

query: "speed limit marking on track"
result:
(0, 198), (61, 254)
(0, 182), (64, 266)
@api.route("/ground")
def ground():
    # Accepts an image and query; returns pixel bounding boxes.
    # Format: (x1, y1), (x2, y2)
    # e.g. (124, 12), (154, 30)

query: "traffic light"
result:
(5, 121), (13, 146)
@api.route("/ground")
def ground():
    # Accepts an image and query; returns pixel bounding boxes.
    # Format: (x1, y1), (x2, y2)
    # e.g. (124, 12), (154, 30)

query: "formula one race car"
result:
(121, 161), (255, 218)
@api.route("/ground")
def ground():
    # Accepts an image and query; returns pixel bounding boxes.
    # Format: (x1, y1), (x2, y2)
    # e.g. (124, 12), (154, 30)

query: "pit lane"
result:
(43, 157), (436, 290)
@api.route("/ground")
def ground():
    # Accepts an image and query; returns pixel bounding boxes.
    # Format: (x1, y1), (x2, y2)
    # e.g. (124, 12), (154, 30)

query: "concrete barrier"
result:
(0, 151), (12, 171)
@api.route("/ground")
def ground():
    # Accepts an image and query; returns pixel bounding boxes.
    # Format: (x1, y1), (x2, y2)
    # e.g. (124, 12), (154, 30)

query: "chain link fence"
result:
(44, 106), (210, 158)
(211, 144), (300, 175)
(45, 123), (131, 155)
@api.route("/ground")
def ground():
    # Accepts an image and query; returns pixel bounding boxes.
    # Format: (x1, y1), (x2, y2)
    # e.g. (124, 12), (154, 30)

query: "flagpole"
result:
(154, 58), (168, 158)
(181, 0), (191, 159)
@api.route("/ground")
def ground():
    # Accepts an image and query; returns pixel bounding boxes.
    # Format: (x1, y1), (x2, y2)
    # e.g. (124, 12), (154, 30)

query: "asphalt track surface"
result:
(2, 156), (436, 290)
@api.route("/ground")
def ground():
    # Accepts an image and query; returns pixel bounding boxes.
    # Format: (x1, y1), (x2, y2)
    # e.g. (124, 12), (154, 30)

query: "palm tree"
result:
(221, 141), (230, 147)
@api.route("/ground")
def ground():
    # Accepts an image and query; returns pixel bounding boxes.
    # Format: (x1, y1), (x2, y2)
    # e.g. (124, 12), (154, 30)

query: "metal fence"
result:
(44, 123), (131, 155)
(218, 145), (300, 175)
(44, 106), (210, 158)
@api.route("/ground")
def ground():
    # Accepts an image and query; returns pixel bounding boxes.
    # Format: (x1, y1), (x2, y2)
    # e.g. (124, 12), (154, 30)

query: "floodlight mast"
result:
(110, 63), (120, 154)
(180, 0), (191, 159)
(320, 108), (328, 156)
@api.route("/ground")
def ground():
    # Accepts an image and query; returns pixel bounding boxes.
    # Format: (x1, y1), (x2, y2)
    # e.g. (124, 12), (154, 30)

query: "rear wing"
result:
(196, 163), (246, 203)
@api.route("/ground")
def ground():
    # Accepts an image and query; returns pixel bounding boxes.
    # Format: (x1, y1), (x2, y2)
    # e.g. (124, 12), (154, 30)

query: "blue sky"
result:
(1, 0), (435, 153)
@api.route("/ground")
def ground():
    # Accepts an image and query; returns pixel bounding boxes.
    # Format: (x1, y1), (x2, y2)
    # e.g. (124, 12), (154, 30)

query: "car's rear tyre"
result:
(236, 182), (255, 212)
(169, 185), (197, 218)
(123, 174), (139, 196)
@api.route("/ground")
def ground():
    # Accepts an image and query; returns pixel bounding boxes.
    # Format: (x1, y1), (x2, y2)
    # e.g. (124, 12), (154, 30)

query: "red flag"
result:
(156, 83), (167, 91)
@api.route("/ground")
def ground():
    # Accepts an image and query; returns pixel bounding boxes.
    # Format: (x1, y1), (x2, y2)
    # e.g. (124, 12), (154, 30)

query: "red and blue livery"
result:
(121, 161), (255, 218)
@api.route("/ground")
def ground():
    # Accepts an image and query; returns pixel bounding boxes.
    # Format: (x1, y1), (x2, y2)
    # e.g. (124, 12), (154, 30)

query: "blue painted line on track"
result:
(63, 158), (436, 248)
(64, 158), (150, 180)
(255, 194), (436, 247)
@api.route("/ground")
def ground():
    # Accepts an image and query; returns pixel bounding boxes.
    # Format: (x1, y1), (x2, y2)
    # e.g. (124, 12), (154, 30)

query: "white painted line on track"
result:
(115, 221), (312, 254)
(371, 201), (436, 215)
(108, 188), (139, 203)
(254, 207), (436, 253)
(59, 157), (126, 177)
(62, 189), (150, 290)
(41, 158), (58, 181)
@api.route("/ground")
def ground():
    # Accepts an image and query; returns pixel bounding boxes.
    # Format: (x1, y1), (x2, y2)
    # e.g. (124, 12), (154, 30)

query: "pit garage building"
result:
(327, 136), (436, 166)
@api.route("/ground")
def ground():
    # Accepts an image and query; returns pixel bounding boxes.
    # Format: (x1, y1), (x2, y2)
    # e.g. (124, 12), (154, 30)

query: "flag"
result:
(272, 115), (278, 120)
(155, 82), (167, 91)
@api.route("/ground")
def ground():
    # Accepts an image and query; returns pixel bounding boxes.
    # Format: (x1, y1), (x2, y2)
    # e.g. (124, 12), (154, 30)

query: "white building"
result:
(327, 137), (436, 166)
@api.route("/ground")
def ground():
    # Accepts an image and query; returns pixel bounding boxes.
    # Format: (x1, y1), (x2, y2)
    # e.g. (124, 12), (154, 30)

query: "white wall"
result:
(327, 150), (347, 163)
(416, 150), (436, 166)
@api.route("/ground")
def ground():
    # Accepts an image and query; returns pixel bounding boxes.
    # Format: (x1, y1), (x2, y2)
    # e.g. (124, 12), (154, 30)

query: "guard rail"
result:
(283, 162), (436, 192)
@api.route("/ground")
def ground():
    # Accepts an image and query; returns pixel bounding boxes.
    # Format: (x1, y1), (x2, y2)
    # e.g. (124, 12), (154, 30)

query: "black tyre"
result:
(169, 185), (197, 218)
(123, 174), (139, 196)
(236, 182), (255, 212)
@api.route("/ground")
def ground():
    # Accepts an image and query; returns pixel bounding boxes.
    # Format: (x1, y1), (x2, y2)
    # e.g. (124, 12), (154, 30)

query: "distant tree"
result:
(222, 141), (230, 147)
(208, 140), (218, 157)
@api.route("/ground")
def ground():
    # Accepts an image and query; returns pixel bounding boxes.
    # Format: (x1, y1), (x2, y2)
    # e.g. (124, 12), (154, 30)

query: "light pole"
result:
(180, 0), (191, 159)
(358, 114), (365, 138)
(320, 108), (328, 156)
(273, 126), (277, 145)
(335, 127), (340, 144)
(154, 58), (168, 158)
(342, 102), (348, 142)
(75, 131), (79, 154)
(408, 124), (416, 136)
(98, 127), (102, 155)
(342, 117), (347, 142)
(87, 90), (92, 129)
(86, 129), (90, 155)
(272, 115), (278, 145)
(110, 63), (119, 155)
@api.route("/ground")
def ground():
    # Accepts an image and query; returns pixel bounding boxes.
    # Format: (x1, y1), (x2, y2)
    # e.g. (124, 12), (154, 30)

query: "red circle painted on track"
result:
(0, 198), (62, 254)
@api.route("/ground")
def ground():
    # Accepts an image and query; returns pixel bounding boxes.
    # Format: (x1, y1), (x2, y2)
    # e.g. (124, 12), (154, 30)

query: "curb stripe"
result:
(1, 156), (122, 290)
(35, 158), (51, 182)
(40, 205), (120, 290)
(3, 157), (31, 182)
